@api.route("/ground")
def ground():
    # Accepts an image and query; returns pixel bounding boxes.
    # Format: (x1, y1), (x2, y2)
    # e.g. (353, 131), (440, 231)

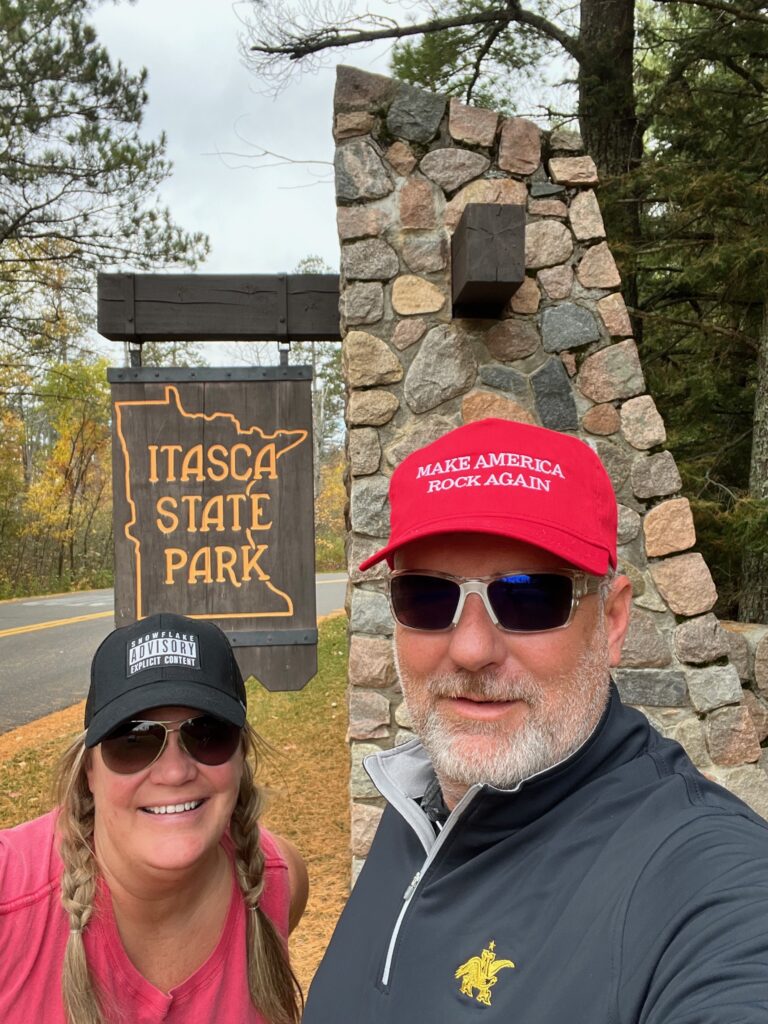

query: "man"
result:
(304, 417), (768, 1023)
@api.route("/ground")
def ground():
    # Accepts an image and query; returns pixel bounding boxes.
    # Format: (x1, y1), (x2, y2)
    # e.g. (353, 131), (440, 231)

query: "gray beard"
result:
(396, 617), (611, 793)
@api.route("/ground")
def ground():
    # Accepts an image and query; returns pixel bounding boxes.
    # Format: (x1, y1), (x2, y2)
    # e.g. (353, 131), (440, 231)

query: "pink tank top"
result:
(0, 810), (291, 1023)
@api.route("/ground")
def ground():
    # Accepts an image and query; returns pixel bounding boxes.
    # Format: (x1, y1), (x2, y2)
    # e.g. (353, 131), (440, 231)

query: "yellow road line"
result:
(0, 610), (113, 639)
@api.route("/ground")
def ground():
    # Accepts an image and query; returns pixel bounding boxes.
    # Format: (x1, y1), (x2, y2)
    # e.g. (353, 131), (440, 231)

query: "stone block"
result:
(561, 352), (577, 377)
(337, 206), (386, 241)
(671, 715), (711, 768)
(576, 242), (622, 289)
(348, 537), (389, 583)
(525, 221), (574, 269)
(387, 83), (447, 143)
(404, 324), (476, 413)
(384, 414), (456, 468)
(486, 318), (541, 361)
(753, 631), (768, 694)
(598, 292), (633, 337)
(462, 391), (536, 425)
(687, 665), (743, 713)
(335, 65), (395, 112)
(711, 764), (768, 820)
(395, 729), (416, 746)
(594, 440), (631, 493)
(351, 803), (385, 857)
(719, 621), (752, 680)
(334, 111), (376, 140)
(420, 148), (490, 192)
(620, 395), (666, 450)
(448, 97), (499, 146)
(386, 140), (417, 176)
(399, 178), (437, 229)
(541, 302), (601, 352)
(631, 451), (682, 500)
(650, 553), (718, 616)
(444, 179), (527, 230)
(401, 233), (448, 273)
(347, 388), (399, 427)
(336, 140), (394, 202)
(706, 705), (762, 766)
(577, 340), (645, 403)
(583, 403), (620, 436)
(549, 156), (599, 185)
(531, 358), (578, 430)
(394, 701), (412, 728)
(530, 182), (566, 198)
(550, 127), (583, 151)
(617, 504), (641, 543)
(350, 589), (393, 635)
(498, 117), (541, 175)
(643, 498), (696, 558)
(614, 669), (688, 706)
(537, 265), (573, 299)
(344, 331), (403, 387)
(392, 318), (428, 350)
(343, 281), (384, 326)
(349, 428), (381, 476)
(674, 613), (730, 665)
(528, 199), (567, 217)
(342, 239), (399, 281)
(506, 276), (541, 314)
(350, 742), (382, 798)
(742, 690), (768, 742)
(619, 609), (673, 668)
(392, 275), (445, 315)
(348, 689), (391, 741)
(569, 189), (605, 240)
(478, 364), (529, 398)
(350, 476), (391, 536)
(348, 634), (398, 689)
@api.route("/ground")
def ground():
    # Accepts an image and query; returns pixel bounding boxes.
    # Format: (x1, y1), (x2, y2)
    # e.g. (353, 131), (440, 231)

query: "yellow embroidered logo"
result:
(455, 940), (515, 1006)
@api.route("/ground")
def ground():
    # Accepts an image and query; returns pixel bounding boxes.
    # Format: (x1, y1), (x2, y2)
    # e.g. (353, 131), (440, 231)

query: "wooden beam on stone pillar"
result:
(451, 203), (525, 318)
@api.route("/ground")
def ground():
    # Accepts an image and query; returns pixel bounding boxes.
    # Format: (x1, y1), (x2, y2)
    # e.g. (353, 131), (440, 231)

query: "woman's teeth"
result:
(143, 800), (203, 815)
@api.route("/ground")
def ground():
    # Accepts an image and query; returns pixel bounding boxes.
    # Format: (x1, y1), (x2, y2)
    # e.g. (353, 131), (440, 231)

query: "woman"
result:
(0, 611), (308, 1024)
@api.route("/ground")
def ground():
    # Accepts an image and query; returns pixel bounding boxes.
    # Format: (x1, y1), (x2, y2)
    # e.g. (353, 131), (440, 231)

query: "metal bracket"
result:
(227, 628), (318, 647)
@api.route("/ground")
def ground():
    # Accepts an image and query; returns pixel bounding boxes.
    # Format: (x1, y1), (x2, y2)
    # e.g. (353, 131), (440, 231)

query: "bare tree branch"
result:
(657, 0), (768, 24)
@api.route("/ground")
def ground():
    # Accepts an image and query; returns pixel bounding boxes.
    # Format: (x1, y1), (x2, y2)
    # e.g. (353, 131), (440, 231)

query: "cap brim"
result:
(85, 680), (246, 748)
(359, 517), (612, 576)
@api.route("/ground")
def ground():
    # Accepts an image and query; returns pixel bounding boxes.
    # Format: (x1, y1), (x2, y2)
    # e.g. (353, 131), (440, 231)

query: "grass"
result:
(0, 613), (350, 992)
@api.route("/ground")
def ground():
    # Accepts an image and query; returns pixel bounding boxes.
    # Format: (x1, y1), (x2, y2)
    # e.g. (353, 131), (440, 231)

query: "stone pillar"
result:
(334, 66), (768, 872)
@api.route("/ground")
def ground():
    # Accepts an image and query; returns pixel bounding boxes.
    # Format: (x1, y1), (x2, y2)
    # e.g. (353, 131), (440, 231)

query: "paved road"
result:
(0, 574), (347, 734)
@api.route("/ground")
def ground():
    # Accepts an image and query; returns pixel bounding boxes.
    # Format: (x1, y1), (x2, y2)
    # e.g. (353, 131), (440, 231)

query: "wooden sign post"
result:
(109, 366), (317, 691)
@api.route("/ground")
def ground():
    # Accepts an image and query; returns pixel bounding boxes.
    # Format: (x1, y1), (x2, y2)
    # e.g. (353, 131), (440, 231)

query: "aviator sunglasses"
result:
(100, 714), (242, 775)
(388, 569), (603, 634)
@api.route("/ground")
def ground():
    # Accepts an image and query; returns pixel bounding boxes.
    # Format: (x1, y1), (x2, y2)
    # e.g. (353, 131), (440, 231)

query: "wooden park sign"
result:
(100, 272), (342, 691)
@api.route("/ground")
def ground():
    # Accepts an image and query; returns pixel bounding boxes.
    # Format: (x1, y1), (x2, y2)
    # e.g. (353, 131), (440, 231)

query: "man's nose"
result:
(446, 591), (508, 673)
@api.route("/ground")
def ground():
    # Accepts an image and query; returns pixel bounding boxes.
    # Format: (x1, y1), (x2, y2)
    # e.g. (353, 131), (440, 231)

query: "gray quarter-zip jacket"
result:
(303, 686), (768, 1023)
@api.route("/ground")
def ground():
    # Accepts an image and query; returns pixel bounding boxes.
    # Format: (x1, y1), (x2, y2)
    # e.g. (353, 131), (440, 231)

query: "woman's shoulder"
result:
(0, 809), (61, 912)
(261, 829), (309, 935)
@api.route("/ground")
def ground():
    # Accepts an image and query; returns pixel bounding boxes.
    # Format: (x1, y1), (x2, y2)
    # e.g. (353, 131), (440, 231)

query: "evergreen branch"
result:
(658, 0), (768, 24)
(466, 23), (506, 102)
(629, 307), (754, 345)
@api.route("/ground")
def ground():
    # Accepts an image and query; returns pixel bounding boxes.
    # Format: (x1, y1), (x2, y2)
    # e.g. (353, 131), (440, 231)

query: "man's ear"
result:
(604, 575), (633, 667)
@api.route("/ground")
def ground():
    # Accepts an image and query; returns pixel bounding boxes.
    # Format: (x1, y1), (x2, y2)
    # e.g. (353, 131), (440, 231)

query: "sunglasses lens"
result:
(179, 716), (242, 766)
(390, 573), (461, 630)
(101, 721), (166, 774)
(488, 573), (574, 631)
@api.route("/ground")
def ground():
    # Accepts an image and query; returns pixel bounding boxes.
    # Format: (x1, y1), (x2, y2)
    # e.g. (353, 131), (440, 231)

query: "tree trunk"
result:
(739, 303), (768, 622)
(578, 0), (644, 334)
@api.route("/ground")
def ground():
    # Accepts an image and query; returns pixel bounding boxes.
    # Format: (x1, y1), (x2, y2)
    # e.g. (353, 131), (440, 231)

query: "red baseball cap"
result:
(359, 418), (617, 575)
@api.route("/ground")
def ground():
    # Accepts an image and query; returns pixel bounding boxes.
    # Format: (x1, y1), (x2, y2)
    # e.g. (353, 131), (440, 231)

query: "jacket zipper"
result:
(379, 785), (481, 986)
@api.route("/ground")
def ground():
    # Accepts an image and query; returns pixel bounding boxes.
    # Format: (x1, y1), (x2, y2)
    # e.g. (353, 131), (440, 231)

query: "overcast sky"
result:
(92, 0), (396, 278)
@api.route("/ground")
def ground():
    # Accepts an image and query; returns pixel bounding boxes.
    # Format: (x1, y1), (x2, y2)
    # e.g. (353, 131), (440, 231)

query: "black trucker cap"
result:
(85, 612), (247, 748)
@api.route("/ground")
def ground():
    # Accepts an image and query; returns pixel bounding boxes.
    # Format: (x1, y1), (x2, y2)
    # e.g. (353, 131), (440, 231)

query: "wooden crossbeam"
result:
(451, 204), (525, 318)
(97, 272), (341, 342)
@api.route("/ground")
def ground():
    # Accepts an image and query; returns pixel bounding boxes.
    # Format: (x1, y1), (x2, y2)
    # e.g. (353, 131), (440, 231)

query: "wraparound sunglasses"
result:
(388, 569), (603, 634)
(100, 714), (242, 774)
